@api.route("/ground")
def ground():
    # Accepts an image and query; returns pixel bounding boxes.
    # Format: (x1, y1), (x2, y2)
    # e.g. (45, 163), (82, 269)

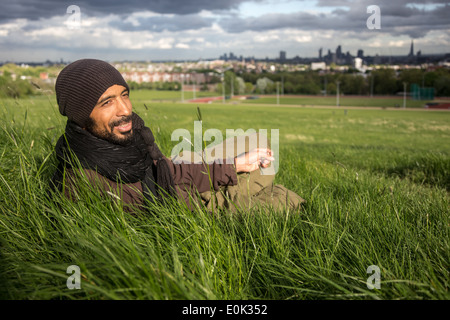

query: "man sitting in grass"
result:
(51, 59), (305, 213)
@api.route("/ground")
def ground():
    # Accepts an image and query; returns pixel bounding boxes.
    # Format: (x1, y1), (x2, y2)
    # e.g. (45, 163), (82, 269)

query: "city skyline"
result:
(0, 0), (449, 63)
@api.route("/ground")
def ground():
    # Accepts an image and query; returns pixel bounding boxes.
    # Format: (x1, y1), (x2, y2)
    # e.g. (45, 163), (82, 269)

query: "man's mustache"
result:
(109, 115), (133, 131)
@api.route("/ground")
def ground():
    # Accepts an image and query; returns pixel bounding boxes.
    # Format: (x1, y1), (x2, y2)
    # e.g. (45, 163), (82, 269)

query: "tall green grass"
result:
(0, 94), (448, 300)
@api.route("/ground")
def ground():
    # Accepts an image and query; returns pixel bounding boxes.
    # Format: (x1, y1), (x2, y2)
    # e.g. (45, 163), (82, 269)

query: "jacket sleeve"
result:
(160, 156), (238, 193)
(62, 168), (145, 213)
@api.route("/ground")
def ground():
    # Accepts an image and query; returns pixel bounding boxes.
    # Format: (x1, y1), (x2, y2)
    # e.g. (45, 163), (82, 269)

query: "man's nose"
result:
(116, 96), (131, 116)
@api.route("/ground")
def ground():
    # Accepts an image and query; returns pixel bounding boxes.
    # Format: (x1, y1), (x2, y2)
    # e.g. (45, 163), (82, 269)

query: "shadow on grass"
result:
(383, 155), (450, 191)
(291, 142), (449, 191)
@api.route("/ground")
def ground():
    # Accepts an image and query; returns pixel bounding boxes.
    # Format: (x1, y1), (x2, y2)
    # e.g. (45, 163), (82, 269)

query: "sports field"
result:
(0, 91), (448, 300)
(217, 94), (444, 109)
(130, 89), (447, 109)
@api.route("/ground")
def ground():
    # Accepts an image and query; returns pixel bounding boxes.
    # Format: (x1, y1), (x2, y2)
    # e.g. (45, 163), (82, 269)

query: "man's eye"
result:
(103, 100), (112, 106)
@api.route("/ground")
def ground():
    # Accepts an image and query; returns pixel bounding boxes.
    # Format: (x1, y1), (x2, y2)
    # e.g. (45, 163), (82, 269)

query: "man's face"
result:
(85, 84), (133, 145)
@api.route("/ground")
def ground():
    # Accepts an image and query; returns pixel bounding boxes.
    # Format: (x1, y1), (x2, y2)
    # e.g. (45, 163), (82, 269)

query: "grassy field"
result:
(0, 91), (449, 300)
(99, 88), (447, 109)
(231, 95), (446, 109)
(130, 89), (218, 102)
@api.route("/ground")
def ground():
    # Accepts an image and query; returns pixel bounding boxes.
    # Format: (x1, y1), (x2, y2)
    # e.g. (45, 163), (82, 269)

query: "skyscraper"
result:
(336, 45), (342, 59)
(357, 49), (364, 58)
(408, 40), (414, 57)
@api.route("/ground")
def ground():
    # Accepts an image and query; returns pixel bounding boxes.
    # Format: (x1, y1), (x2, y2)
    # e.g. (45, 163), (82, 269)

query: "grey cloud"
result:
(1, 0), (449, 42)
(0, 0), (252, 21)
(111, 14), (214, 32)
(316, 0), (450, 7)
(219, 1), (450, 39)
(220, 12), (307, 33)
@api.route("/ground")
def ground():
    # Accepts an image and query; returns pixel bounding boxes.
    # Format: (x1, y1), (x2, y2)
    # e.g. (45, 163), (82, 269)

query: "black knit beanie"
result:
(55, 59), (129, 128)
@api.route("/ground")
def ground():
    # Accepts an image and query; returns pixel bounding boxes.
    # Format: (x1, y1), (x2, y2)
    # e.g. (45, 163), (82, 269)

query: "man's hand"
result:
(234, 148), (275, 173)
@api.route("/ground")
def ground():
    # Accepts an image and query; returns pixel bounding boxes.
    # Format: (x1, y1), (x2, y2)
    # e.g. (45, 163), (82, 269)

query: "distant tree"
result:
(434, 74), (450, 96)
(424, 71), (439, 88)
(244, 82), (253, 94)
(0, 77), (34, 98)
(372, 68), (397, 95)
(128, 81), (140, 90)
(327, 82), (337, 95)
(208, 73), (221, 84)
(265, 82), (276, 94)
(200, 83), (209, 92)
(422, 68), (450, 96)
(241, 72), (260, 85)
(283, 81), (294, 94)
(236, 77), (246, 95)
(255, 77), (273, 94)
(224, 70), (238, 96)
(215, 82), (223, 95)
(341, 74), (368, 95)
(398, 69), (424, 92)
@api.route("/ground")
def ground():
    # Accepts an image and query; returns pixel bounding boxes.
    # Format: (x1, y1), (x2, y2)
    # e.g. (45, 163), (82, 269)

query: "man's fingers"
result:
(238, 148), (275, 168)
(258, 152), (274, 162)
(254, 148), (272, 154)
(253, 148), (275, 160)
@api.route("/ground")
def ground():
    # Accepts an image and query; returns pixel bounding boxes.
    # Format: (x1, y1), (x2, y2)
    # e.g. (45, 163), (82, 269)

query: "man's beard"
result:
(85, 115), (134, 146)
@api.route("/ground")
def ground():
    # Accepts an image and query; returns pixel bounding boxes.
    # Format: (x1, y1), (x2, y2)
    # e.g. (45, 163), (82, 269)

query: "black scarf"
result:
(51, 112), (175, 204)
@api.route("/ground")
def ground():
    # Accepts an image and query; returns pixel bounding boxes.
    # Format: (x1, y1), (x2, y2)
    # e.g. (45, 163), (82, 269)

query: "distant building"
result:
(336, 45), (342, 59)
(220, 52), (240, 61)
(311, 62), (326, 71)
(121, 71), (206, 84)
(279, 51), (286, 62)
(354, 57), (363, 70)
(331, 53), (337, 64)
(357, 49), (364, 58)
(408, 40), (414, 57)
(373, 54), (381, 64)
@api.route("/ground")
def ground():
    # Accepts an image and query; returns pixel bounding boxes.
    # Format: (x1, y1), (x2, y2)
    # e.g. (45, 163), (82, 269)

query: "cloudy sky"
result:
(0, 0), (449, 63)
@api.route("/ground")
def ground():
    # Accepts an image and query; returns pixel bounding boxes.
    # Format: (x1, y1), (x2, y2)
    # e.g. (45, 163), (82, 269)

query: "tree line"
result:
(216, 67), (450, 97)
(0, 63), (59, 99)
(1, 63), (449, 98)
